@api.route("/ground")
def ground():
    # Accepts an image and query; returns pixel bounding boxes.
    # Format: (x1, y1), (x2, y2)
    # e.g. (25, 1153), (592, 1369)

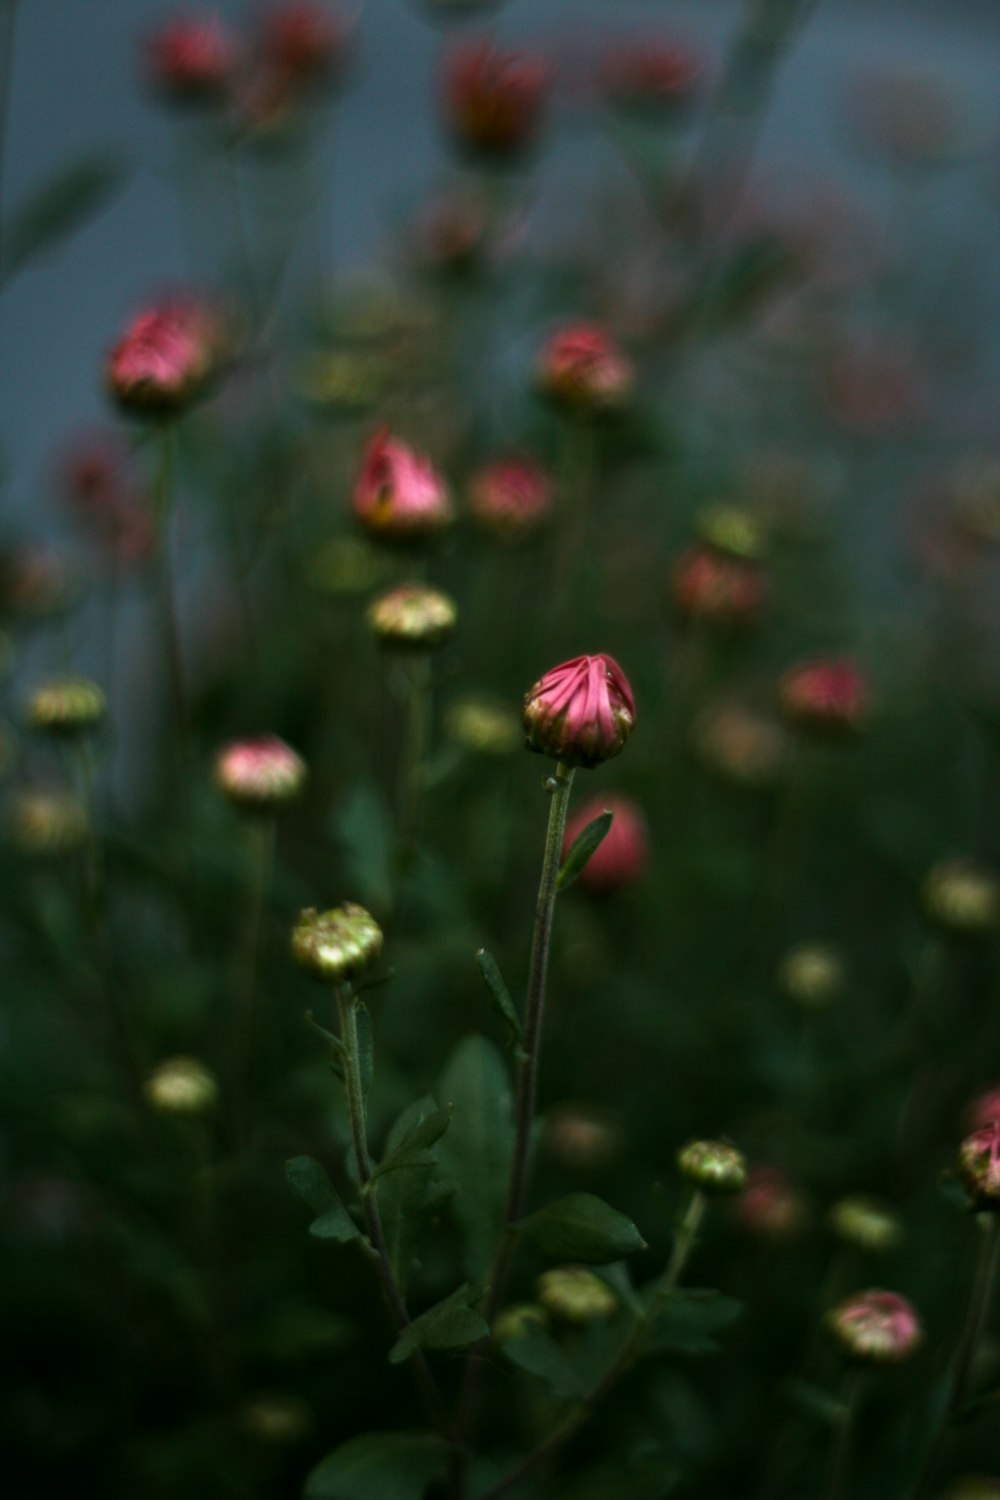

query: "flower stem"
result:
(824, 1368), (863, 1500)
(231, 815), (275, 1132)
(152, 425), (188, 770)
(398, 650), (433, 857)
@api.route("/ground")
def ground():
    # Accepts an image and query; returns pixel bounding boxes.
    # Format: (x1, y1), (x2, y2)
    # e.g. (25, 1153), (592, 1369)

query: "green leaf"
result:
(388, 1282), (489, 1364)
(475, 949), (523, 1056)
(557, 810), (614, 892)
(644, 1289), (743, 1355)
(438, 1035), (515, 1281)
(3, 155), (126, 281)
(285, 1156), (359, 1243)
(503, 1326), (588, 1399)
(377, 1098), (455, 1294)
(372, 1095), (451, 1182)
(305, 1431), (449, 1500)
(355, 1001), (374, 1100)
(332, 783), (394, 912)
(519, 1193), (647, 1264)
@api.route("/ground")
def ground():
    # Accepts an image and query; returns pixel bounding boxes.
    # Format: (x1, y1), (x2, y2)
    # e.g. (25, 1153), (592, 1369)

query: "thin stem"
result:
(398, 651), (433, 856)
(152, 425), (187, 762)
(231, 816), (275, 1130)
(335, 985), (459, 1446)
(824, 1368), (863, 1500)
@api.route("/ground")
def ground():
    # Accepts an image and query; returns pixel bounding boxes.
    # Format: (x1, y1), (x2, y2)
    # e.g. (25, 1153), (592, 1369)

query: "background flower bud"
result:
(677, 1139), (748, 1195)
(671, 545), (768, 630)
(8, 790), (89, 857)
(493, 1303), (548, 1344)
(368, 583), (457, 649)
(561, 794), (649, 893)
(523, 654), (636, 769)
(829, 1195), (903, 1254)
(291, 903), (383, 983)
(536, 1266), (617, 1324)
(442, 40), (549, 159)
(923, 859), (1000, 934)
(778, 943), (844, 1008)
(106, 296), (228, 419)
(779, 657), (868, 735)
(26, 677), (106, 736)
(734, 1165), (808, 1241)
(694, 701), (791, 787)
(214, 735), (307, 811)
(445, 694), (521, 756)
(145, 16), (239, 107)
(956, 1123), (1000, 1210)
(600, 36), (703, 119)
(468, 456), (552, 538)
(544, 1102), (623, 1171)
(826, 1288), (922, 1365)
(537, 323), (634, 414)
(144, 1056), (219, 1116)
(352, 428), (452, 542)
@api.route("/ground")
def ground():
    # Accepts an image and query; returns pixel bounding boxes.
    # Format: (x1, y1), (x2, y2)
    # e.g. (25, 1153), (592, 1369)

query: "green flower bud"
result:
(697, 504), (766, 561)
(677, 1139), (748, 1195)
(291, 903), (383, 984)
(368, 583), (457, 649)
(923, 860), (1000, 934)
(778, 944), (844, 1009)
(829, 1195), (903, 1254)
(8, 789), (89, 856)
(445, 695), (521, 755)
(536, 1266), (618, 1325)
(144, 1056), (218, 1116)
(26, 676), (106, 735)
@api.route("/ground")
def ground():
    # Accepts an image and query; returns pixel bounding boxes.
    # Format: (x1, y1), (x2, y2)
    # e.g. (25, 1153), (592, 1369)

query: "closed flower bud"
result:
(545, 1102), (623, 1171)
(493, 1303), (548, 1344)
(561, 794), (649, 893)
(106, 296), (228, 419)
(445, 694), (521, 756)
(352, 428), (453, 542)
(779, 657), (868, 735)
(778, 943), (844, 1009)
(59, 434), (153, 566)
(677, 1139), (747, 1195)
(214, 735), (306, 811)
(965, 1086), (1000, 1132)
(536, 1266), (618, 1324)
(292, 903), (383, 983)
(829, 1195), (903, 1254)
(145, 16), (239, 107)
(672, 546), (768, 630)
(260, 2), (352, 90)
(469, 456), (552, 538)
(694, 701), (790, 787)
(523, 654), (636, 769)
(826, 1288), (922, 1365)
(8, 790), (89, 856)
(600, 37), (703, 118)
(368, 583), (457, 649)
(734, 1165), (808, 1241)
(956, 1123), (1000, 1211)
(443, 40), (550, 160)
(923, 859), (1000, 934)
(411, 190), (490, 276)
(697, 504), (766, 561)
(144, 1056), (219, 1115)
(241, 1394), (311, 1443)
(537, 324), (634, 414)
(0, 547), (72, 619)
(26, 677), (106, 736)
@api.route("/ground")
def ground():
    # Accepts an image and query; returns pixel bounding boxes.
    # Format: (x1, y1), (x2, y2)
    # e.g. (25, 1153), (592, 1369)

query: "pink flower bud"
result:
(734, 1165), (808, 1241)
(523, 654), (636, 769)
(214, 735), (307, 811)
(561, 793), (649, 893)
(260, 1), (352, 90)
(145, 15), (240, 107)
(469, 456), (552, 537)
(352, 428), (453, 542)
(537, 323), (634, 413)
(779, 657), (868, 735)
(966, 1086), (1000, 1132)
(600, 37), (703, 118)
(672, 545), (768, 630)
(443, 40), (550, 159)
(106, 296), (228, 419)
(956, 1122), (1000, 1211)
(59, 434), (153, 567)
(826, 1288), (923, 1365)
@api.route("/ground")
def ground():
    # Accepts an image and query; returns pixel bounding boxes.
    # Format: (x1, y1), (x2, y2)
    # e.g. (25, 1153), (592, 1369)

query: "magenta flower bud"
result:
(734, 1165), (808, 1241)
(145, 15), (240, 107)
(779, 657), (868, 735)
(966, 1085), (1000, 1132)
(469, 456), (553, 538)
(106, 296), (228, 419)
(956, 1123), (1000, 1211)
(600, 36), (703, 118)
(826, 1288), (923, 1366)
(443, 40), (550, 160)
(260, 1), (353, 90)
(537, 323), (635, 414)
(561, 793), (649, 893)
(352, 428), (453, 543)
(672, 546), (768, 630)
(523, 654), (636, 769)
(214, 735), (306, 812)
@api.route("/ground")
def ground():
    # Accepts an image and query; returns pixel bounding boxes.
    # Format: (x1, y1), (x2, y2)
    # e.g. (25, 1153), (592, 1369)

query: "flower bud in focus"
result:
(292, 903), (383, 984)
(561, 794), (649, 893)
(537, 324), (634, 415)
(829, 1195), (903, 1254)
(26, 677), (106, 737)
(8, 790), (89, 857)
(778, 943), (844, 1009)
(352, 428), (453, 542)
(468, 456), (552, 538)
(923, 859), (1000, 934)
(734, 1165), (808, 1241)
(144, 1056), (219, 1116)
(779, 657), (868, 735)
(956, 1123), (1000, 1211)
(106, 296), (229, 419)
(677, 1139), (748, 1195)
(145, 15), (239, 107)
(826, 1288), (922, 1365)
(536, 1266), (617, 1325)
(671, 545), (768, 631)
(523, 654), (636, 770)
(442, 40), (549, 160)
(368, 583), (457, 649)
(214, 735), (307, 812)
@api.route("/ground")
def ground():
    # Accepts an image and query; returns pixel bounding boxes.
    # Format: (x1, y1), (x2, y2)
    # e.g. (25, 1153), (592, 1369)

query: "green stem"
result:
(153, 425), (187, 761)
(232, 816), (275, 1130)
(824, 1368), (863, 1500)
(397, 651), (433, 856)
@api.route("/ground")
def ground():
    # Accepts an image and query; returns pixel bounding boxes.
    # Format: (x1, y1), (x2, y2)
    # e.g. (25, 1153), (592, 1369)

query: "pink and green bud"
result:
(523, 654), (636, 769)
(214, 735), (307, 812)
(291, 903), (383, 984)
(826, 1288), (922, 1365)
(144, 1056), (219, 1116)
(352, 428), (453, 543)
(145, 16), (239, 107)
(561, 793), (649, 893)
(677, 1139), (748, 1195)
(367, 583), (457, 649)
(106, 296), (228, 419)
(468, 456), (553, 538)
(956, 1123), (1000, 1211)
(536, 1266), (618, 1324)
(26, 677), (106, 736)
(537, 323), (634, 414)
(829, 1195), (903, 1254)
(779, 657), (868, 735)
(545, 1102), (623, 1171)
(443, 40), (550, 160)
(923, 859), (1000, 934)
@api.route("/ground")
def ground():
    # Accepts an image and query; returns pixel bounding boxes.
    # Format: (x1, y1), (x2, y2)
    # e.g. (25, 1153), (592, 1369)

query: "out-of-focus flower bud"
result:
(443, 40), (550, 160)
(734, 1165), (808, 1241)
(600, 37), (703, 119)
(308, 537), (392, 596)
(829, 1195), (903, 1254)
(965, 1086), (1000, 1132)
(368, 583), (457, 649)
(697, 504), (766, 561)
(694, 701), (790, 787)
(445, 695), (521, 755)
(923, 859), (1000, 934)
(493, 1303), (548, 1344)
(778, 943), (844, 1009)
(145, 15), (239, 107)
(145, 1056), (219, 1115)
(941, 1479), (1000, 1500)
(241, 1394), (311, 1443)
(545, 1102), (623, 1171)
(352, 428), (453, 542)
(8, 790), (89, 856)
(469, 456), (552, 538)
(59, 435), (153, 566)
(779, 657), (868, 735)
(26, 677), (106, 737)
(824, 342), (919, 437)
(260, 2), (352, 91)
(677, 1139), (747, 1195)
(826, 1288), (922, 1365)
(561, 794), (648, 893)
(523, 654), (636, 769)
(106, 296), (229, 419)
(956, 1123), (1000, 1211)
(411, 190), (491, 276)
(850, 68), (963, 169)
(297, 349), (390, 414)
(292, 903), (383, 983)
(536, 1266), (618, 1324)
(951, 456), (1000, 547)
(672, 545), (768, 630)
(0, 547), (72, 620)
(214, 734), (306, 812)
(537, 324), (634, 414)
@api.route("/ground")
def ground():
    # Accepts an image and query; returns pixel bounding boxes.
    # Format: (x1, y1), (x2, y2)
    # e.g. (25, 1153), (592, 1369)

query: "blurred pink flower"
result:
(106, 295), (228, 418)
(469, 456), (552, 537)
(443, 39), (550, 159)
(561, 793), (649, 892)
(145, 14), (239, 106)
(352, 428), (453, 541)
(537, 323), (634, 413)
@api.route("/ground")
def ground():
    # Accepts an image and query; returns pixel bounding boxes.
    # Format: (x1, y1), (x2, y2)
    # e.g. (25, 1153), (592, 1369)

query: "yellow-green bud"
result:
(368, 583), (457, 649)
(144, 1056), (218, 1116)
(778, 944), (844, 1009)
(536, 1266), (618, 1325)
(445, 695), (521, 755)
(829, 1195), (903, 1254)
(697, 504), (766, 561)
(8, 789), (89, 856)
(677, 1139), (747, 1195)
(493, 1303), (549, 1344)
(291, 903), (383, 983)
(923, 859), (1000, 934)
(26, 676), (106, 735)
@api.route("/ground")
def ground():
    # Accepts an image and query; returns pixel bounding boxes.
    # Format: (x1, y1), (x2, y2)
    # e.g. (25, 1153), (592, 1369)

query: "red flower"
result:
(779, 657), (868, 735)
(537, 323), (634, 413)
(145, 15), (239, 107)
(443, 40), (550, 158)
(469, 456), (552, 537)
(524, 654), (636, 768)
(260, 1), (352, 88)
(352, 428), (453, 542)
(561, 793), (648, 892)
(106, 296), (227, 418)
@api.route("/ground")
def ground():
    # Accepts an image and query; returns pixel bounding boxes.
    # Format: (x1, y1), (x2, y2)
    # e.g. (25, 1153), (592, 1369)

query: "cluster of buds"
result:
(829, 1195), (903, 1254)
(468, 456), (553, 538)
(778, 943), (844, 1009)
(955, 1122), (1000, 1211)
(561, 793), (649, 893)
(671, 545), (768, 631)
(106, 295), (229, 419)
(214, 735), (307, 812)
(523, 654), (636, 769)
(445, 695), (521, 756)
(7, 790), (89, 857)
(677, 1139), (748, 1196)
(826, 1288), (922, 1365)
(923, 859), (1000, 934)
(599, 36), (703, 118)
(26, 677), (106, 737)
(779, 657), (868, 736)
(537, 323), (634, 415)
(367, 584), (457, 650)
(144, 1056), (219, 1116)
(352, 429), (453, 543)
(536, 1266), (618, 1324)
(734, 1165), (808, 1241)
(292, 903), (383, 984)
(442, 40), (550, 160)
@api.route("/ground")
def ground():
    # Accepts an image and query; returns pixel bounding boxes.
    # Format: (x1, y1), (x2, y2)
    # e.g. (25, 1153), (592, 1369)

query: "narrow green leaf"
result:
(3, 155), (126, 281)
(557, 810), (614, 891)
(475, 949), (523, 1056)
(285, 1156), (359, 1243)
(305, 1431), (448, 1500)
(355, 1001), (374, 1099)
(503, 1326), (588, 1399)
(377, 1098), (455, 1294)
(518, 1193), (647, 1264)
(388, 1282), (489, 1364)
(438, 1035), (514, 1281)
